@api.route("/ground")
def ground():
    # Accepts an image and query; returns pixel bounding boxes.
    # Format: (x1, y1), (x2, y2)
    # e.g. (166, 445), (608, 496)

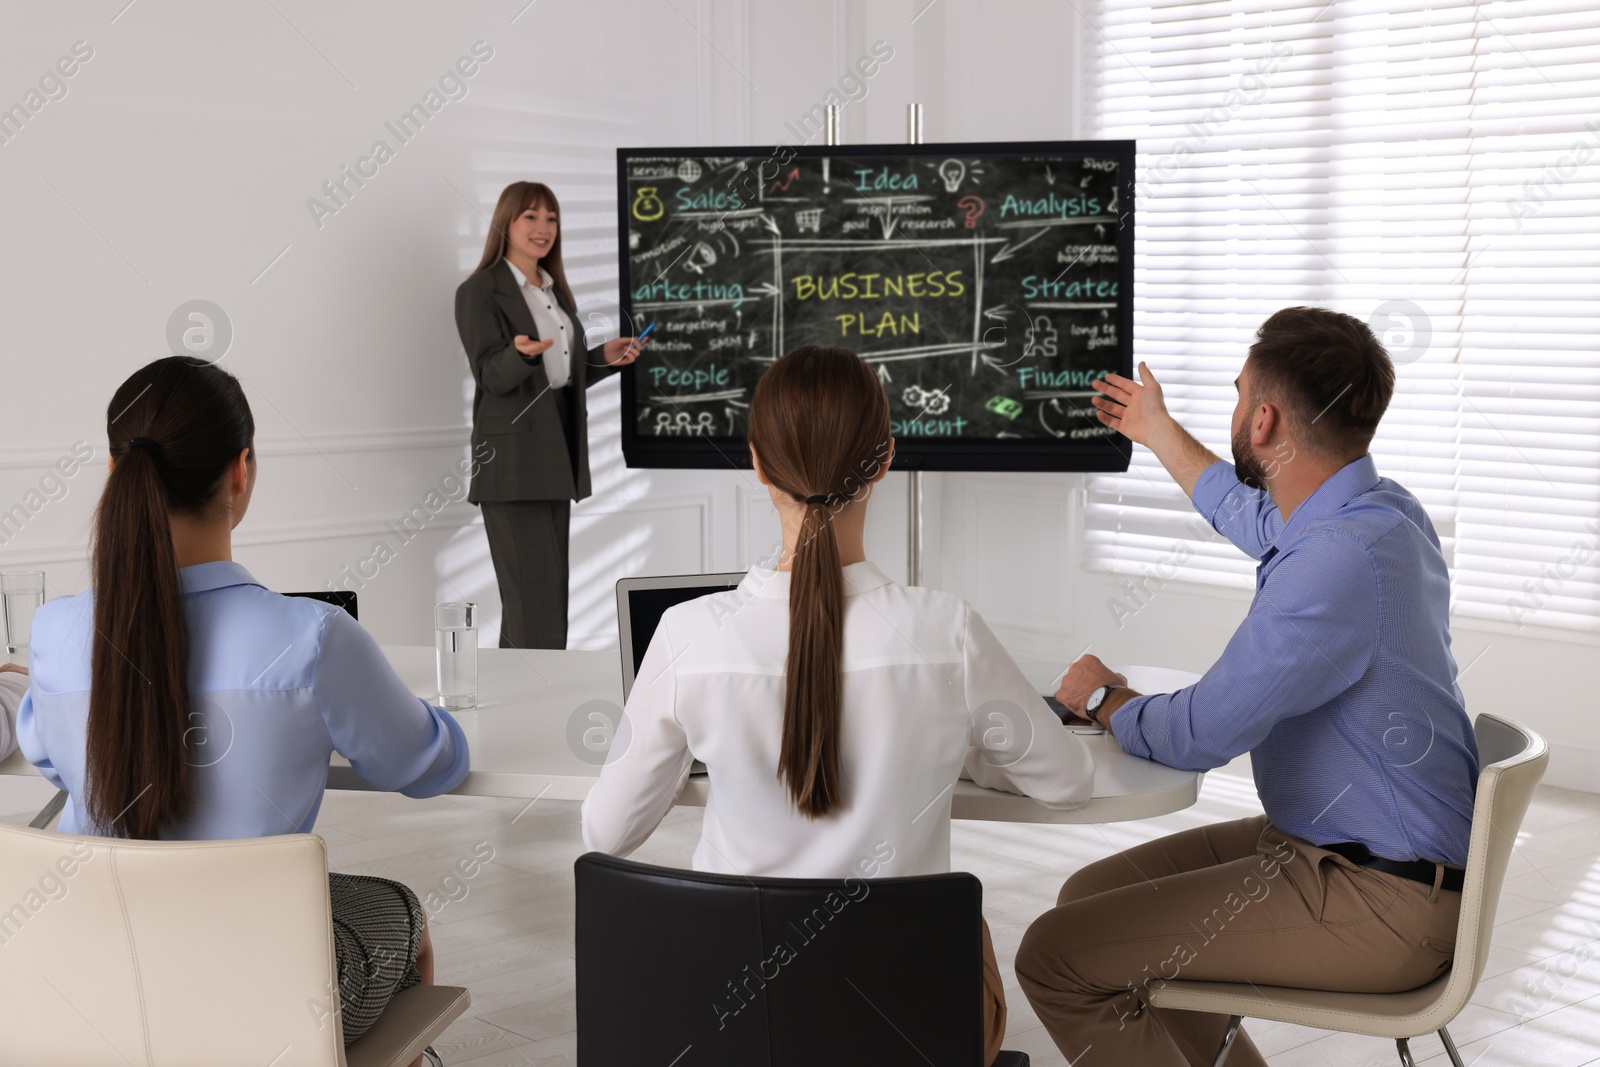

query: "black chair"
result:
(575, 852), (1030, 1066)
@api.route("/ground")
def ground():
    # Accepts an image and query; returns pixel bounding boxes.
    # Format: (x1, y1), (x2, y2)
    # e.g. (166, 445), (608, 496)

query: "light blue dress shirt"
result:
(1109, 456), (1479, 867)
(18, 561), (469, 839)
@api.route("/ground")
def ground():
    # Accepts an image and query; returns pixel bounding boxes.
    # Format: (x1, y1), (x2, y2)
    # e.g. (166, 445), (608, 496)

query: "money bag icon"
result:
(632, 187), (665, 222)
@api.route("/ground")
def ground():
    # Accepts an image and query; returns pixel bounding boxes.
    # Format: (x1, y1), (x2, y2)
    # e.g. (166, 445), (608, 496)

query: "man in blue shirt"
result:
(1017, 307), (1478, 1067)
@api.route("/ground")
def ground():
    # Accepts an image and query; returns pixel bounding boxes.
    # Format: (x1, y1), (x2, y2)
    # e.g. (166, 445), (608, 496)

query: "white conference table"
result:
(1, 648), (1203, 825)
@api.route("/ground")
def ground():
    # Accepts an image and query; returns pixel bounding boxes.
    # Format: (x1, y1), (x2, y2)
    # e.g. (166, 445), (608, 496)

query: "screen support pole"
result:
(825, 100), (925, 587)
(905, 103), (924, 587)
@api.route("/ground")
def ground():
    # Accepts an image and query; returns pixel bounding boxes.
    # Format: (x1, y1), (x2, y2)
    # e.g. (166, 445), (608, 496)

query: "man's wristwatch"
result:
(1084, 684), (1120, 726)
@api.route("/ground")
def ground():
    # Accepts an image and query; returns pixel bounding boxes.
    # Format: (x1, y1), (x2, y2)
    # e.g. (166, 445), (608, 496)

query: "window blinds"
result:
(1084, 0), (1600, 634)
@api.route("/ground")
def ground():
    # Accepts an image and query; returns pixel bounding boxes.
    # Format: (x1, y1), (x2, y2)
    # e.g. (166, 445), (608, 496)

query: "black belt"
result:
(1322, 842), (1463, 893)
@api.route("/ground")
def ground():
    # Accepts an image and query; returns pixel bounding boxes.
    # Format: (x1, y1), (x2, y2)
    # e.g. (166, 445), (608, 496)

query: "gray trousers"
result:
(480, 498), (571, 649)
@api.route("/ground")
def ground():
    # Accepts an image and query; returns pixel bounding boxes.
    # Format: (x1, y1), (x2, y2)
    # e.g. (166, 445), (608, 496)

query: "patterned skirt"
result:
(329, 872), (425, 1044)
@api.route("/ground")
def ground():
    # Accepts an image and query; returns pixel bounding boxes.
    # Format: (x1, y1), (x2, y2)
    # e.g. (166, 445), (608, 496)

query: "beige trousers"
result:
(982, 917), (1005, 1066)
(1015, 815), (1462, 1066)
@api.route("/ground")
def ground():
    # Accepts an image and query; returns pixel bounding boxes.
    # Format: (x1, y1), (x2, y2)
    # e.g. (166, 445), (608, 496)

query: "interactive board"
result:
(614, 140), (1134, 471)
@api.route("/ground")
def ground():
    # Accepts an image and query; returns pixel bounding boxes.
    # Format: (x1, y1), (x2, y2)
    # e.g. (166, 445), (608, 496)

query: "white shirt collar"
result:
(504, 258), (553, 291)
(741, 559), (896, 600)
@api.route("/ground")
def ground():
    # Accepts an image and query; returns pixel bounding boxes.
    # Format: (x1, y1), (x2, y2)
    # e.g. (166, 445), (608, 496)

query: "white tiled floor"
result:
(8, 769), (1600, 1065)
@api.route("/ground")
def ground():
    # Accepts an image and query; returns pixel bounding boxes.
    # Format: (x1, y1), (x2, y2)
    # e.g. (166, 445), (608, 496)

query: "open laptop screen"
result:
(284, 590), (358, 620)
(617, 574), (744, 700)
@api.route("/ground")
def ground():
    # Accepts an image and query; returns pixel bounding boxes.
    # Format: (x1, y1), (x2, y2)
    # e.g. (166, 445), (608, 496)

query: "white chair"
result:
(1148, 713), (1548, 1067)
(0, 822), (469, 1066)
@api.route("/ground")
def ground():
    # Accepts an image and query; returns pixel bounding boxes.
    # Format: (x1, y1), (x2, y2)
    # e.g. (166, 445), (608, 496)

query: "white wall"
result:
(0, 0), (952, 646)
(0, 0), (784, 643)
(1, 0), (1593, 792)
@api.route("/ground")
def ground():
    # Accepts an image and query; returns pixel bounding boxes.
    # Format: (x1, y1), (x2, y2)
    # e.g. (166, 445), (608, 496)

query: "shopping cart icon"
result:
(795, 208), (823, 233)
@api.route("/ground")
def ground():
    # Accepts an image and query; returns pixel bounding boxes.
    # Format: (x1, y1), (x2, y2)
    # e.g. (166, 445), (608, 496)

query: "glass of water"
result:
(434, 602), (478, 711)
(2, 571), (45, 661)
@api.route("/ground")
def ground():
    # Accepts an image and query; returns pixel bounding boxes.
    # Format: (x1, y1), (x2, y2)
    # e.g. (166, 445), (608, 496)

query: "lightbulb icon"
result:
(938, 159), (966, 193)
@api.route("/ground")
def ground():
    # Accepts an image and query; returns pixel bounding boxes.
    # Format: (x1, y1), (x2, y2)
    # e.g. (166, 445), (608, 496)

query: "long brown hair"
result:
(746, 345), (892, 818)
(472, 181), (577, 311)
(88, 357), (255, 838)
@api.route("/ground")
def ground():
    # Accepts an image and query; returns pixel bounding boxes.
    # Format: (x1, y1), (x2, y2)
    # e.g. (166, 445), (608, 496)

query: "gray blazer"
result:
(455, 259), (618, 502)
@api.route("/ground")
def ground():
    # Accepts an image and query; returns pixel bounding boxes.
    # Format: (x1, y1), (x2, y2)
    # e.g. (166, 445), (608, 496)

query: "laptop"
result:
(285, 590), (358, 619)
(617, 572), (744, 778)
(616, 572), (745, 701)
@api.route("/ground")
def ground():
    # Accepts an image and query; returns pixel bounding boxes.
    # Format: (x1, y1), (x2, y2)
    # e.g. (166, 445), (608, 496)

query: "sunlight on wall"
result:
(435, 515), (503, 646)
(568, 509), (658, 648)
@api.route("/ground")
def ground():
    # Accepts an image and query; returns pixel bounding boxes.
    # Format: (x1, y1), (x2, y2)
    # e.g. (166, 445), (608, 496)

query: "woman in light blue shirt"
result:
(18, 356), (469, 1053)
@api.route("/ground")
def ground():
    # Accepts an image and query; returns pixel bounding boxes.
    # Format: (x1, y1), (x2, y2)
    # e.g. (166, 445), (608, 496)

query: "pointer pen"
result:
(628, 321), (657, 354)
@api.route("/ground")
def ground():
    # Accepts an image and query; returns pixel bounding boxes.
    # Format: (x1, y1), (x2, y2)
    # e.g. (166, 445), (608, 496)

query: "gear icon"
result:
(902, 384), (951, 415)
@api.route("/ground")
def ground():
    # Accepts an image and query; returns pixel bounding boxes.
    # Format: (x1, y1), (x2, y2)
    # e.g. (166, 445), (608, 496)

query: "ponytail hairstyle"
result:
(88, 356), (255, 838)
(472, 181), (578, 312)
(746, 345), (892, 819)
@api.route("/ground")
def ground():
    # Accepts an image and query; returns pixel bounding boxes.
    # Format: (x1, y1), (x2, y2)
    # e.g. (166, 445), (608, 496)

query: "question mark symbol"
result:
(957, 195), (985, 229)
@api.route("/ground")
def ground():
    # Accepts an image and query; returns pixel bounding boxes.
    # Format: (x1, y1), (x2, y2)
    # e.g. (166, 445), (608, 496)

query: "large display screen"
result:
(615, 139), (1134, 472)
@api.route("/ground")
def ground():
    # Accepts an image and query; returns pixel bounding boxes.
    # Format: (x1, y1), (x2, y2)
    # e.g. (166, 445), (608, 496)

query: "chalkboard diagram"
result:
(617, 141), (1135, 472)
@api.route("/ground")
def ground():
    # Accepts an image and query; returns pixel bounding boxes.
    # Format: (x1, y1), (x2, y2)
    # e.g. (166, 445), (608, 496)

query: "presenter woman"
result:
(455, 181), (647, 649)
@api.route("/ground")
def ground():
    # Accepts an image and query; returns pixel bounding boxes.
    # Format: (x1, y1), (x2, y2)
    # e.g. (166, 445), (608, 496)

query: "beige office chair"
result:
(0, 822), (469, 1066)
(1148, 713), (1548, 1067)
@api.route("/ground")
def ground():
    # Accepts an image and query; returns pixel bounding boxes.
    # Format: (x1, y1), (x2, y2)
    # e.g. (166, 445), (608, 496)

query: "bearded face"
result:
(1231, 415), (1271, 491)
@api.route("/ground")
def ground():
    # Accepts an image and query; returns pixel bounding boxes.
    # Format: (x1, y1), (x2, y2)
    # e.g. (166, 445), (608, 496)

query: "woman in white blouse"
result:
(582, 344), (1094, 1065)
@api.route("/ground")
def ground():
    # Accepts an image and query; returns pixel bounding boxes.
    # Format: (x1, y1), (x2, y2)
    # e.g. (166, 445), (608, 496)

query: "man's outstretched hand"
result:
(1090, 361), (1221, 500)
(1091, 362), (1172, 447)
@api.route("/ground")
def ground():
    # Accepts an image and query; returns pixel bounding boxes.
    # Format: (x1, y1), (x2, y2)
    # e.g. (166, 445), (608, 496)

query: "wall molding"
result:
(0, 441), (103, 473)
(735, 483), (778, 569)
(958, 481), (1072, 634)
(0, 426), (473, 472)
(1544, 735), (1600, 793)
(574, 491), (715, 574)
(0, 504), (484, 569)
(252, 426), (471, 459)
